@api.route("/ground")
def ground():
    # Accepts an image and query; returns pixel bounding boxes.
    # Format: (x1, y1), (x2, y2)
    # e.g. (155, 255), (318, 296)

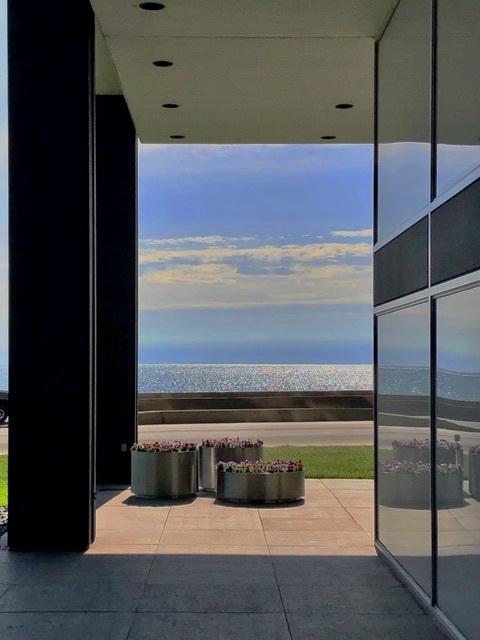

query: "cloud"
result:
(138, 233), (372, 311)
(331, 228), (373, 238)
(139, 240), (371, 267)
(143, 235), (256, 248)
(139, 259), (372, 311)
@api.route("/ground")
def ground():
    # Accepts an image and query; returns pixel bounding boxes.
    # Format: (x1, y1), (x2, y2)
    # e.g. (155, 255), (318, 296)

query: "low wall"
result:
(138, 390), (373, 425)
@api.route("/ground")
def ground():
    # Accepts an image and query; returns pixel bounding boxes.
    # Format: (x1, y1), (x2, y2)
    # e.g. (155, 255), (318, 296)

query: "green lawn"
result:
(0, 456), (6, 506)
(0, 447), (373, 506)
(265, 445), (373, 479)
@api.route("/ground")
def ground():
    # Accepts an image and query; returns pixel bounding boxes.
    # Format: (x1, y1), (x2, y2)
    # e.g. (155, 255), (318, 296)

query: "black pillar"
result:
(8, 2), (96, 550)
(95, 96), (137, 485)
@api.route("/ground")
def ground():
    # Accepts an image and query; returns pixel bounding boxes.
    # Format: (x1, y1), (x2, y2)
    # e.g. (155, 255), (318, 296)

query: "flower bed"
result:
(216, 459), (304, 504)
(378, 461), (463, 509)
(392, 438), (463, 465)
(198, 437), (264, 492)
(131, 441), (196, 453)
(131, 441), (197, 499)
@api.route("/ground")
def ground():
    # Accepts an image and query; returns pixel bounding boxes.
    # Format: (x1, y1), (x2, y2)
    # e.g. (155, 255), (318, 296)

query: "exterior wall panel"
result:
(374, 217), (429, 306)
(431, 179), (480, 285)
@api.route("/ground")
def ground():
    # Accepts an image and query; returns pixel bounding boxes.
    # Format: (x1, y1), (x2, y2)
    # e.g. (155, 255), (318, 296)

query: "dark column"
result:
(96, 96), (137, 485)
(8, 2), (96, 550)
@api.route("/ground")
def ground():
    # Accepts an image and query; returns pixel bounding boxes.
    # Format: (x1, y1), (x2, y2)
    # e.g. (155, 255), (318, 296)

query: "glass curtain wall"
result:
(437, 0), (480, 196)
(376, 0), (431, 243)
(436, 287), (480, 640)
(376, 1), (480, 638)
(377, 304), (431, 594)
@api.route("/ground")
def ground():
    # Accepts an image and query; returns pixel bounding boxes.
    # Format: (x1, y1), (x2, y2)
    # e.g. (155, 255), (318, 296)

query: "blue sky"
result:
(138, 144), (373, 363)
(0, 4), (373, 366)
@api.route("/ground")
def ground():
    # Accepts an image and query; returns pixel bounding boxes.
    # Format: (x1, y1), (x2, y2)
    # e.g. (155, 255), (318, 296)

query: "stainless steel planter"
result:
(131, 450), (197, 499)
(198, 445), (263, 492)
(378, 470), (464, 509)
(216, 470), (305, 504)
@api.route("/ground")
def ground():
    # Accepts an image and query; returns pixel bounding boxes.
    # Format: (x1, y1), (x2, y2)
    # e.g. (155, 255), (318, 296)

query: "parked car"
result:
(0, 391), (8, 424)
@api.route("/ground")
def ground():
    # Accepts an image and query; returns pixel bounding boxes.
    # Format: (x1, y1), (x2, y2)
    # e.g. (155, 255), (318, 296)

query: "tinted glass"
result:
(377, 0), (431, 243)
(436, 287), (480, 639)
(437, 1), (480, 197)
(377, 303), (431, 594)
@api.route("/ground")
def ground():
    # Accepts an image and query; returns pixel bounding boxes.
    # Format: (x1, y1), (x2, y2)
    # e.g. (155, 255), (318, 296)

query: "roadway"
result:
(0, 420), (374, 454)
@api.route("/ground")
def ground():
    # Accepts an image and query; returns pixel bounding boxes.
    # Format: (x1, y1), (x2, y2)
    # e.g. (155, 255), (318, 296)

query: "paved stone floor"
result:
(0, 480), (446, 639)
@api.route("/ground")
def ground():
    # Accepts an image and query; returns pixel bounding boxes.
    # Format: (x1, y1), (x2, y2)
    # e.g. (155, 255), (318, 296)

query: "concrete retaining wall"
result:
(138, 390), (373, 425)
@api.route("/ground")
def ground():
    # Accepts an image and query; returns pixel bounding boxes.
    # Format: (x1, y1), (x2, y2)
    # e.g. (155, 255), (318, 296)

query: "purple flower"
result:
(131, 441), (196, 453)
(201, 437), (263, 448)
(392, 438), (462, 450)
(380, 460), (462, 475)
(216, 459), (303, 474)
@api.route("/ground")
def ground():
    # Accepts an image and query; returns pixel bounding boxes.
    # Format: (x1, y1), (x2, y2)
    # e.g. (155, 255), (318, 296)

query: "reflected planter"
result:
(469, 451), (480, 499)
(131, 450), (197, 499)
(392, 444), (463, 466)
(198, 445), (263, 492)
(216, 470), (305, 504)
(379, 470), (463, 509)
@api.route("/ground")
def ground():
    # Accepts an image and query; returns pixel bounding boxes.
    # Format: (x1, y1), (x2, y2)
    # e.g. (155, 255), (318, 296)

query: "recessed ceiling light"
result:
(321, 135), (336, 140)
(162, 103), (179, 109)
(139, 2), (165, 9)
(170, 135), (185, 139)
(153, 60), (173, 67)
(335, 103), (353, 109)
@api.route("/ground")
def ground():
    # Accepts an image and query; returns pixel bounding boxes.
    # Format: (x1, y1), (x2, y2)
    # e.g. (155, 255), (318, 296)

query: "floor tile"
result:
(0, 553), (154, 584)
(148, 554), (274, 585)
(138, 583), (283, 613)
(96, 506), (170, 525)
(160, 529), (267, 547)
(269, 545), (376, 556)
(332, 491), (375, 509)
(94, 528), (163, 546)
(287, 612), (447, 639)
(280, 584), (424, 615)
(265, 530), (372, 547)
(156, 544), (269, 556)
(322, 479), (374, 490)
(258, 506), (347, 519)
(165, 515), (262, 530)
(261, 517), (362, 532)
(128, 612), (291, 639)
(345, 507), (375, 533)
(0, 583), (144, 612)
(272, 555), (398, 586)
(0, 612), (134, 640)
(85, 544), (157, 555)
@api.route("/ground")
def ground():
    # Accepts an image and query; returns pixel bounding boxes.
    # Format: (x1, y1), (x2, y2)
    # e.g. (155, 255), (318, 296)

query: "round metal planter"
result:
(216, 470), (305, 504)
(131, 450), (197, 499)
(378, 470), (464, 509)
(198, 445), (263, 492)
(469, 451), (480, 499)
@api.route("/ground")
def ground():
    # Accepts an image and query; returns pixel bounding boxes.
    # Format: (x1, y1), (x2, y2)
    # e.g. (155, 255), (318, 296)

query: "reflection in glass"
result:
(377, 303), (431, 594)
(437, 0), (480, 196)
(436, 287), (480, 640)
(377, 0), (431, 243)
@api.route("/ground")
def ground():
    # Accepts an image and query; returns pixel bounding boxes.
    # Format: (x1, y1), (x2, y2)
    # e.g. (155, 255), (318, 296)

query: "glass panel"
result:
(436, 287), (480, 640)
(437, 0), (480, 196)
(376, 0), (431, 243)
(377, 303), (431, 595)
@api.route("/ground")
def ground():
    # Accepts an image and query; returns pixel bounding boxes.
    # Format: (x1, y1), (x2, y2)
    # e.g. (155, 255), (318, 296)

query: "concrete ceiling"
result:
(92, 1), (398, 143)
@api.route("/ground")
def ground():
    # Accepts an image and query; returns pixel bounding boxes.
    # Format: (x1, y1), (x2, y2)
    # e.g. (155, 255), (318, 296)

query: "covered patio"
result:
(0, 480), (445, 639)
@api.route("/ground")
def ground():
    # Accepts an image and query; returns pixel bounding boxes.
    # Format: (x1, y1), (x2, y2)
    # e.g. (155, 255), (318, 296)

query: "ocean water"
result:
(138, 364), (372, 393)
(0, 363), (373, 393)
